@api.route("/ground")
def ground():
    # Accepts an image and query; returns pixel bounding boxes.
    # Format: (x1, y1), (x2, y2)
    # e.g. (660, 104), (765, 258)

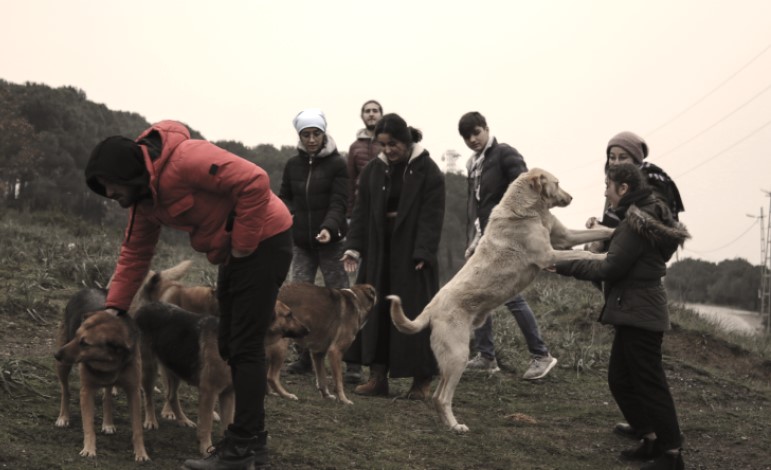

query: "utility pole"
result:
(764, 191), (771, 334)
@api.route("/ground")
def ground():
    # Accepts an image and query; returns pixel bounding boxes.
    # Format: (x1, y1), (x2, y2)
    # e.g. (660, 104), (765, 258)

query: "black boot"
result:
(640, 450), (684, 470)
(285, 347), (312, 375)
(620, 437), (663, 461)
(183, 430), (268, 470)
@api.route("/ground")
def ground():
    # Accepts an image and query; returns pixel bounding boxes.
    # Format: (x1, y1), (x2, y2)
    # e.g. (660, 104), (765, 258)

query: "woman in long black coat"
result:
(342, 113), (445, 399)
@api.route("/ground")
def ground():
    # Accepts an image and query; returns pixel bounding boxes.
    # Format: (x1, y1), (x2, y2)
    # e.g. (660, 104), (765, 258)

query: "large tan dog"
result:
(135, 299), (308, 455)
(268, 283), (377, 405)
(54, 294), (149, 462)
(388, 168), (612, 432)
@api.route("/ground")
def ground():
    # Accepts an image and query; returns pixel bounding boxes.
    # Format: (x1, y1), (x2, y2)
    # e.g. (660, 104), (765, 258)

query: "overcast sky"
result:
(3, 0), (771, 265)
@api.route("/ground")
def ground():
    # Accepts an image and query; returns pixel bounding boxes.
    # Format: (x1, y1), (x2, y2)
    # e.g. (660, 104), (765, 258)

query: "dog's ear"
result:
(274, 300), (291, 318)
(527, 172), (544, 194)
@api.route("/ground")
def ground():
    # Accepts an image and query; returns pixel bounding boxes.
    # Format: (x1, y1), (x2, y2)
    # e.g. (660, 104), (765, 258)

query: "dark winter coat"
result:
(556, 192), (690, 332)
(347, 129), (382, 217)
(345, 145), (445, 377)
(465, 138), (527, 243)
(279, 135), (348, 249)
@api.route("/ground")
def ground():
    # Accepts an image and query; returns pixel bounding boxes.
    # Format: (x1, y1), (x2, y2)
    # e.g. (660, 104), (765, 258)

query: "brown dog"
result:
(135, 299), (308, 455)
(54, 291), (149, 462)
(268, 283), (377, 405)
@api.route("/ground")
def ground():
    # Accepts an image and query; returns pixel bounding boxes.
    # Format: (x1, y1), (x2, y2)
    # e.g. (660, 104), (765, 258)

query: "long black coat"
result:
(345, 146), (445, 378)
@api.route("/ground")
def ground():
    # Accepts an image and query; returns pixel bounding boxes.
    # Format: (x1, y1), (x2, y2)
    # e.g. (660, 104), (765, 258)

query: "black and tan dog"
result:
(135, 299), (308, 455)
(268, 283), (377, 405)
(54, 288), (149, 462)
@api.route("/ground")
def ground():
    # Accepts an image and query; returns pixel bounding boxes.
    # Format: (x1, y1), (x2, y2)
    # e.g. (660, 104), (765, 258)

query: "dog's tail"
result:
(387, 295), (430, 335)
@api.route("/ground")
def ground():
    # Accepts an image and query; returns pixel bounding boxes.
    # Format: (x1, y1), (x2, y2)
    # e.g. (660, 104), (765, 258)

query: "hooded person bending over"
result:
(85, 120), (292, 470)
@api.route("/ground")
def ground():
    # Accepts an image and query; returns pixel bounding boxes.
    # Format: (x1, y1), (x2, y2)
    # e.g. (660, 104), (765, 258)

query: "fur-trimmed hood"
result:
(625, 203), (690, 250)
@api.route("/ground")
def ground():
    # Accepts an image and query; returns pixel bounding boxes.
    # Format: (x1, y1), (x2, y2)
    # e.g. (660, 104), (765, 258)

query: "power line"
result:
(655, 81), (771, 161)
(674, 117), (771, 179)
(682, 218), (758, 254)
(645, 41), (771, 138)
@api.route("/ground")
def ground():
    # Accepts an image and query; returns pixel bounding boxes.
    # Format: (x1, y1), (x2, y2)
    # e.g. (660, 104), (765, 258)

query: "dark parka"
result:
(279, 135), (348, 249)
(345, 145), (445, 378)
(466, 138), (527, 243)
(556, 192), (690, 332)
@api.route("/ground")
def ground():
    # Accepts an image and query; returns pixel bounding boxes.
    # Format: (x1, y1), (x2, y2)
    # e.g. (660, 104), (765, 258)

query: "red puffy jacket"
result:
(106, 120), (291, 311)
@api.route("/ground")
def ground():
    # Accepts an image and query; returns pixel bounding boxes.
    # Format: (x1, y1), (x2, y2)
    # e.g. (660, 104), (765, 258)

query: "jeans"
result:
(290, 242), (349, 289)
(472, 294), (549, 359)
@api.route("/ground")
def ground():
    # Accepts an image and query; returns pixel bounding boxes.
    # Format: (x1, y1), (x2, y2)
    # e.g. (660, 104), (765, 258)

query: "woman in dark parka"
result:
(553, 163), (689, 470)
(342, 113), (444, 399)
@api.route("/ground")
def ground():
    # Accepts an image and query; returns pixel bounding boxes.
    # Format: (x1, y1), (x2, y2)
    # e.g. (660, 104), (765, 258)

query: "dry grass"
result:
(0, 210), (769, 469)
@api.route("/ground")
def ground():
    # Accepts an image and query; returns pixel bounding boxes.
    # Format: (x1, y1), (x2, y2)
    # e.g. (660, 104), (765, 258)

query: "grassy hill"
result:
(0, 210), (769, 469)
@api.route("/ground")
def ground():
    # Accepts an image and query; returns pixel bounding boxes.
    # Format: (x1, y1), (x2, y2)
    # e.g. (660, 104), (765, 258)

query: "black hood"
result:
(85, 136), (149, 197)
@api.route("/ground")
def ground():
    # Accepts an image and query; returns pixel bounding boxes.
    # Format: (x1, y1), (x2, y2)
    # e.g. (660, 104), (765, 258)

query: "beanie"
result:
(606, 131), (648, 165)
(293, 108), (327, 133)
(85, 136), (149, 197)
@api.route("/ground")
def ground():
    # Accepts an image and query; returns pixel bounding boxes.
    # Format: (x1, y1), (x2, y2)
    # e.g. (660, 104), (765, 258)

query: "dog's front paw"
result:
(451, 423), (470, 433)
(177, 417), (196, 428)
(102, 424), (116, 434)
(79, 447), (97, 458)
(134, 448), (150, 462)
(143, 418), (159, 430)
(55, 416), (70, 428)
(340, 397), (354, 405)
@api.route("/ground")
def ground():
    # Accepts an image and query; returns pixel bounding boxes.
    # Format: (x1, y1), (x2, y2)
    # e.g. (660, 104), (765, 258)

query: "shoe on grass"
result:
(465, 353), (500, 373)
(522, 355), (557, 380)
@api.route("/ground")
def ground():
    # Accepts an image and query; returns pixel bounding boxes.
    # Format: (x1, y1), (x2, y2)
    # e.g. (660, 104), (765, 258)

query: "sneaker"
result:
(522, 355), (557, 380)
(465, 353), (500, 373)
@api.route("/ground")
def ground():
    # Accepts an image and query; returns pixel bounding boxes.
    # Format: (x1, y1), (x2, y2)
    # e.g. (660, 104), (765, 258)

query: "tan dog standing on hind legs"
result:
(388, 168), (612, 432)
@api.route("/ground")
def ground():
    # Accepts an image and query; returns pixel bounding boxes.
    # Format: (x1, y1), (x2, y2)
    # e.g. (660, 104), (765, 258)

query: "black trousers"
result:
(217, 230), (292, 437)
(608, 325), (683, 449)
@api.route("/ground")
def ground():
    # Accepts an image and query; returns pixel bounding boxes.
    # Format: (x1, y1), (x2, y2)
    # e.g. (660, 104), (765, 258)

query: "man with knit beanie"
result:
(85, 120), (292, 470)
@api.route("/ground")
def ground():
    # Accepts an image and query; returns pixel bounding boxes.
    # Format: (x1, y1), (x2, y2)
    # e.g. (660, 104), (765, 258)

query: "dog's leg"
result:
(166, 370), (195, 427)
(196, 383), (217, 456)
(79, 381), (97, 457)
(124, 369), (150, 462)
(141, 339), (160, 430)
(310, 351), (334, 401)
(327, 347), (353, 405)
(431, 325), (471, 433)
(549, 249), (607, 264)
(55, 361), (72, 427)
(160, 367), (177, 420)
(101, 386), (116, 434)
(266, 340), (298, 400)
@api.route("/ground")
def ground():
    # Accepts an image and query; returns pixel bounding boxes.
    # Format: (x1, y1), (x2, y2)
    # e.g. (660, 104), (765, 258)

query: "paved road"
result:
(683, 303), (766, 335)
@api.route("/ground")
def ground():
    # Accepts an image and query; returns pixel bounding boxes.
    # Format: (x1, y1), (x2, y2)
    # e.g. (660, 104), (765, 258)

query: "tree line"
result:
(0, 80), (467, 283)
(0, 79), (758, 308)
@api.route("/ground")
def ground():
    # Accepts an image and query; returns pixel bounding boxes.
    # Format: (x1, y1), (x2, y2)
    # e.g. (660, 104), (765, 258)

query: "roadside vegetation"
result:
(0, 210), (769, 469)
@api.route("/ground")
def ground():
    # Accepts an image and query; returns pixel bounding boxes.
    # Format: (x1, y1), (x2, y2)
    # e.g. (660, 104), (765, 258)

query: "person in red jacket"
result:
(85, 120), (292, 470)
